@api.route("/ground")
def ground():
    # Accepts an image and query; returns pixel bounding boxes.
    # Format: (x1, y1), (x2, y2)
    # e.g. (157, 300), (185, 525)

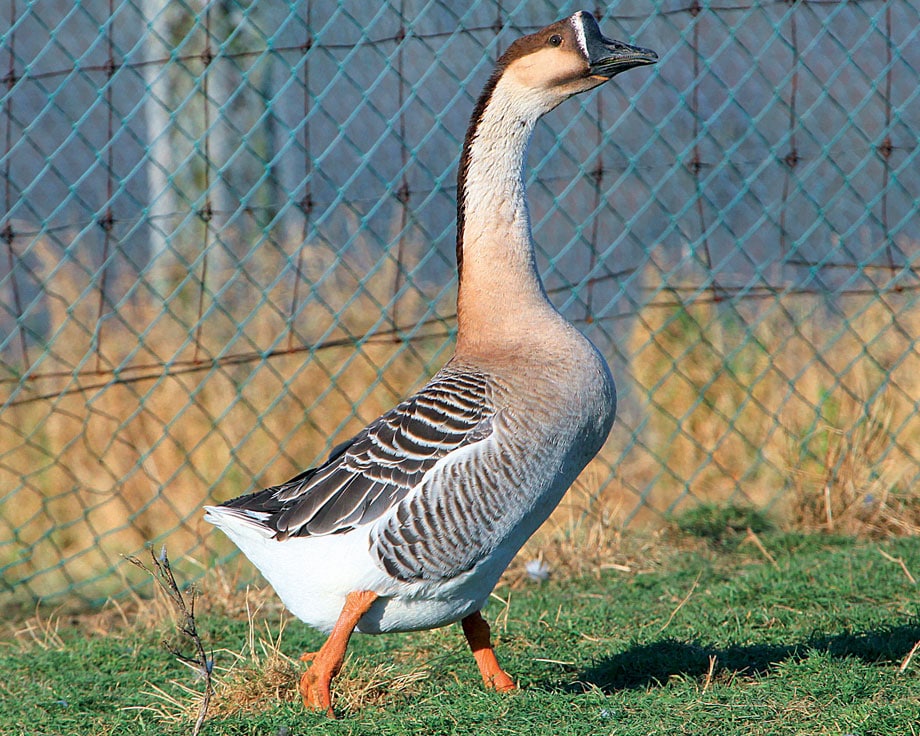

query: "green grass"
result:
(671, 503), (774, 547)
(4, 534), (920, 735)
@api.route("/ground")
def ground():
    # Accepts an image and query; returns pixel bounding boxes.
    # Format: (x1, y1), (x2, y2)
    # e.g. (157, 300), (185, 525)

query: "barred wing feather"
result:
(220, 368), (495, 539)
(370, 424), (535, 583)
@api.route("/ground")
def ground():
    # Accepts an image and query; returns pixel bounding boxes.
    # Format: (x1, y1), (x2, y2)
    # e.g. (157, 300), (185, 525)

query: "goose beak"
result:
(588, 39), (658, 78)
(581, 13), (658, 78)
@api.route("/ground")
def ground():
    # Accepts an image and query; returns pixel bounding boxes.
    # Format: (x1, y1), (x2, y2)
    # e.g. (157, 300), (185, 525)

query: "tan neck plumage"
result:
(455, 75), (559, 351)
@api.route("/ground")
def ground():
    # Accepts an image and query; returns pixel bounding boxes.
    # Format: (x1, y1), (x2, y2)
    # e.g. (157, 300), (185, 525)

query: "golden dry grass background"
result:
(2, 235), (918, 604)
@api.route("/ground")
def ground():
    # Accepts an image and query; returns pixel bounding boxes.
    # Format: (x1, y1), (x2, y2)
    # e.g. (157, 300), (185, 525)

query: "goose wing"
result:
(219, 368), (495, 539)
(369, 408), (537, 584)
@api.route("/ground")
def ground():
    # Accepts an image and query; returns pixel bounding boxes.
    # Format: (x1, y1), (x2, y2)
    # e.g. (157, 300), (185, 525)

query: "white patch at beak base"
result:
(571, 13), (589, 58)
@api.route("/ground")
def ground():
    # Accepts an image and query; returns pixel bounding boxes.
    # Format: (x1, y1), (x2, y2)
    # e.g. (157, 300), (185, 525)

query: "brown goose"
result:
(205, 10), (656, 716)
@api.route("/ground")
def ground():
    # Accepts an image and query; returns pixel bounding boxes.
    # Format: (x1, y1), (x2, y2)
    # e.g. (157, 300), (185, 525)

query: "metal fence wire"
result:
(1, 0), (919, 606)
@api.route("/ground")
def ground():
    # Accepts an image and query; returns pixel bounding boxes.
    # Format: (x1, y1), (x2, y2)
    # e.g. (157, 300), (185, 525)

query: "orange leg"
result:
(461, 611), (516, 692)
(299, 590), (378, 718)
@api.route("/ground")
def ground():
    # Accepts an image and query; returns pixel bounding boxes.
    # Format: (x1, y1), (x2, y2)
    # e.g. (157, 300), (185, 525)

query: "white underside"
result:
(203, 507), (500, 634)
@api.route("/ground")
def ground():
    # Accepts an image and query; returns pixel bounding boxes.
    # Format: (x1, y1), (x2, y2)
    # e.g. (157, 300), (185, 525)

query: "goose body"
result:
(207, 347), (613, 635)
(205, 10), (656, 714)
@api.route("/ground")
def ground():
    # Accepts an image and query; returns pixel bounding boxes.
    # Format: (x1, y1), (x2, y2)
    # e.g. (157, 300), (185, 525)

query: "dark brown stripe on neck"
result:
(455, 62), (505, 285)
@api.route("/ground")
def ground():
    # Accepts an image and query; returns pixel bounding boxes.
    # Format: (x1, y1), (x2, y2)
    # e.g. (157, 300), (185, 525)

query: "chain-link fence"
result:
(2, 0), (918, 606)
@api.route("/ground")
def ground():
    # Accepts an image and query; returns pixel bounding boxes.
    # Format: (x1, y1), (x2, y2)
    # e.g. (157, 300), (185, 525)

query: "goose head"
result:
(455, 12), (657, 295)
(496, 10), (657, 114)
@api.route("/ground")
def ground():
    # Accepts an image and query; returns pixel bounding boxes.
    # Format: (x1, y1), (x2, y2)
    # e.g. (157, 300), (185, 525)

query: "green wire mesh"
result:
(1, 0), (918, 606)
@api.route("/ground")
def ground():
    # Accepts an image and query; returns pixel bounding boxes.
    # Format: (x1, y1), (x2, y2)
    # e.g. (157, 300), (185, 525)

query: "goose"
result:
(205, 10), (656, 717)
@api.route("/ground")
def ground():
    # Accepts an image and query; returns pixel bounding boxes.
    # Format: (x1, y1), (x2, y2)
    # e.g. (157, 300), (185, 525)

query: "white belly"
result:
(205, 506), (497, 634)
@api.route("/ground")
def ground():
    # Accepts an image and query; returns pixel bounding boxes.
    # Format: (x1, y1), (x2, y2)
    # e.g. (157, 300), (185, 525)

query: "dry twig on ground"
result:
(126, 548), (213, 736)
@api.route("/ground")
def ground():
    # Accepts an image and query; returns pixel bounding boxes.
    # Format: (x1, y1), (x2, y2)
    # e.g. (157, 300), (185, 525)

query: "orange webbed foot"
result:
(297, 590), (379, 719)
(485, 667), (516, 692)
(299, 665), (335, 718)
(461, 611), (517, 693)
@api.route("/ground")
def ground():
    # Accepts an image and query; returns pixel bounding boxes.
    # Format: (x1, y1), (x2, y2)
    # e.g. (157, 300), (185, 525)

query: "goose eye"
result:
(548, 34), (563, 47)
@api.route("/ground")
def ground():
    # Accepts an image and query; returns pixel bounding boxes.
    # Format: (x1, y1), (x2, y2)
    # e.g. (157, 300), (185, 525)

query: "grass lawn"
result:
(3, 532), (920, 735)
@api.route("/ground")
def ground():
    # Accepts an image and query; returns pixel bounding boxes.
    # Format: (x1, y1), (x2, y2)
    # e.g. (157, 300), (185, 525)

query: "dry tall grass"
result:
(621, 268), (920, 533)
(1, 232), (442, 603)
(2, 238), (918, 604)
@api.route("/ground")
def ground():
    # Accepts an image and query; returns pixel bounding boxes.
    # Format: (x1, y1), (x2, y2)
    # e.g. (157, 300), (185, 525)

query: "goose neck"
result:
(456, 76), (554, 341)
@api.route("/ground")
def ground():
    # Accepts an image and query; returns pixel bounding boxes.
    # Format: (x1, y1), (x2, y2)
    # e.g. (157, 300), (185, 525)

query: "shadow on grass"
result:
(568, 624), (920, 692)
